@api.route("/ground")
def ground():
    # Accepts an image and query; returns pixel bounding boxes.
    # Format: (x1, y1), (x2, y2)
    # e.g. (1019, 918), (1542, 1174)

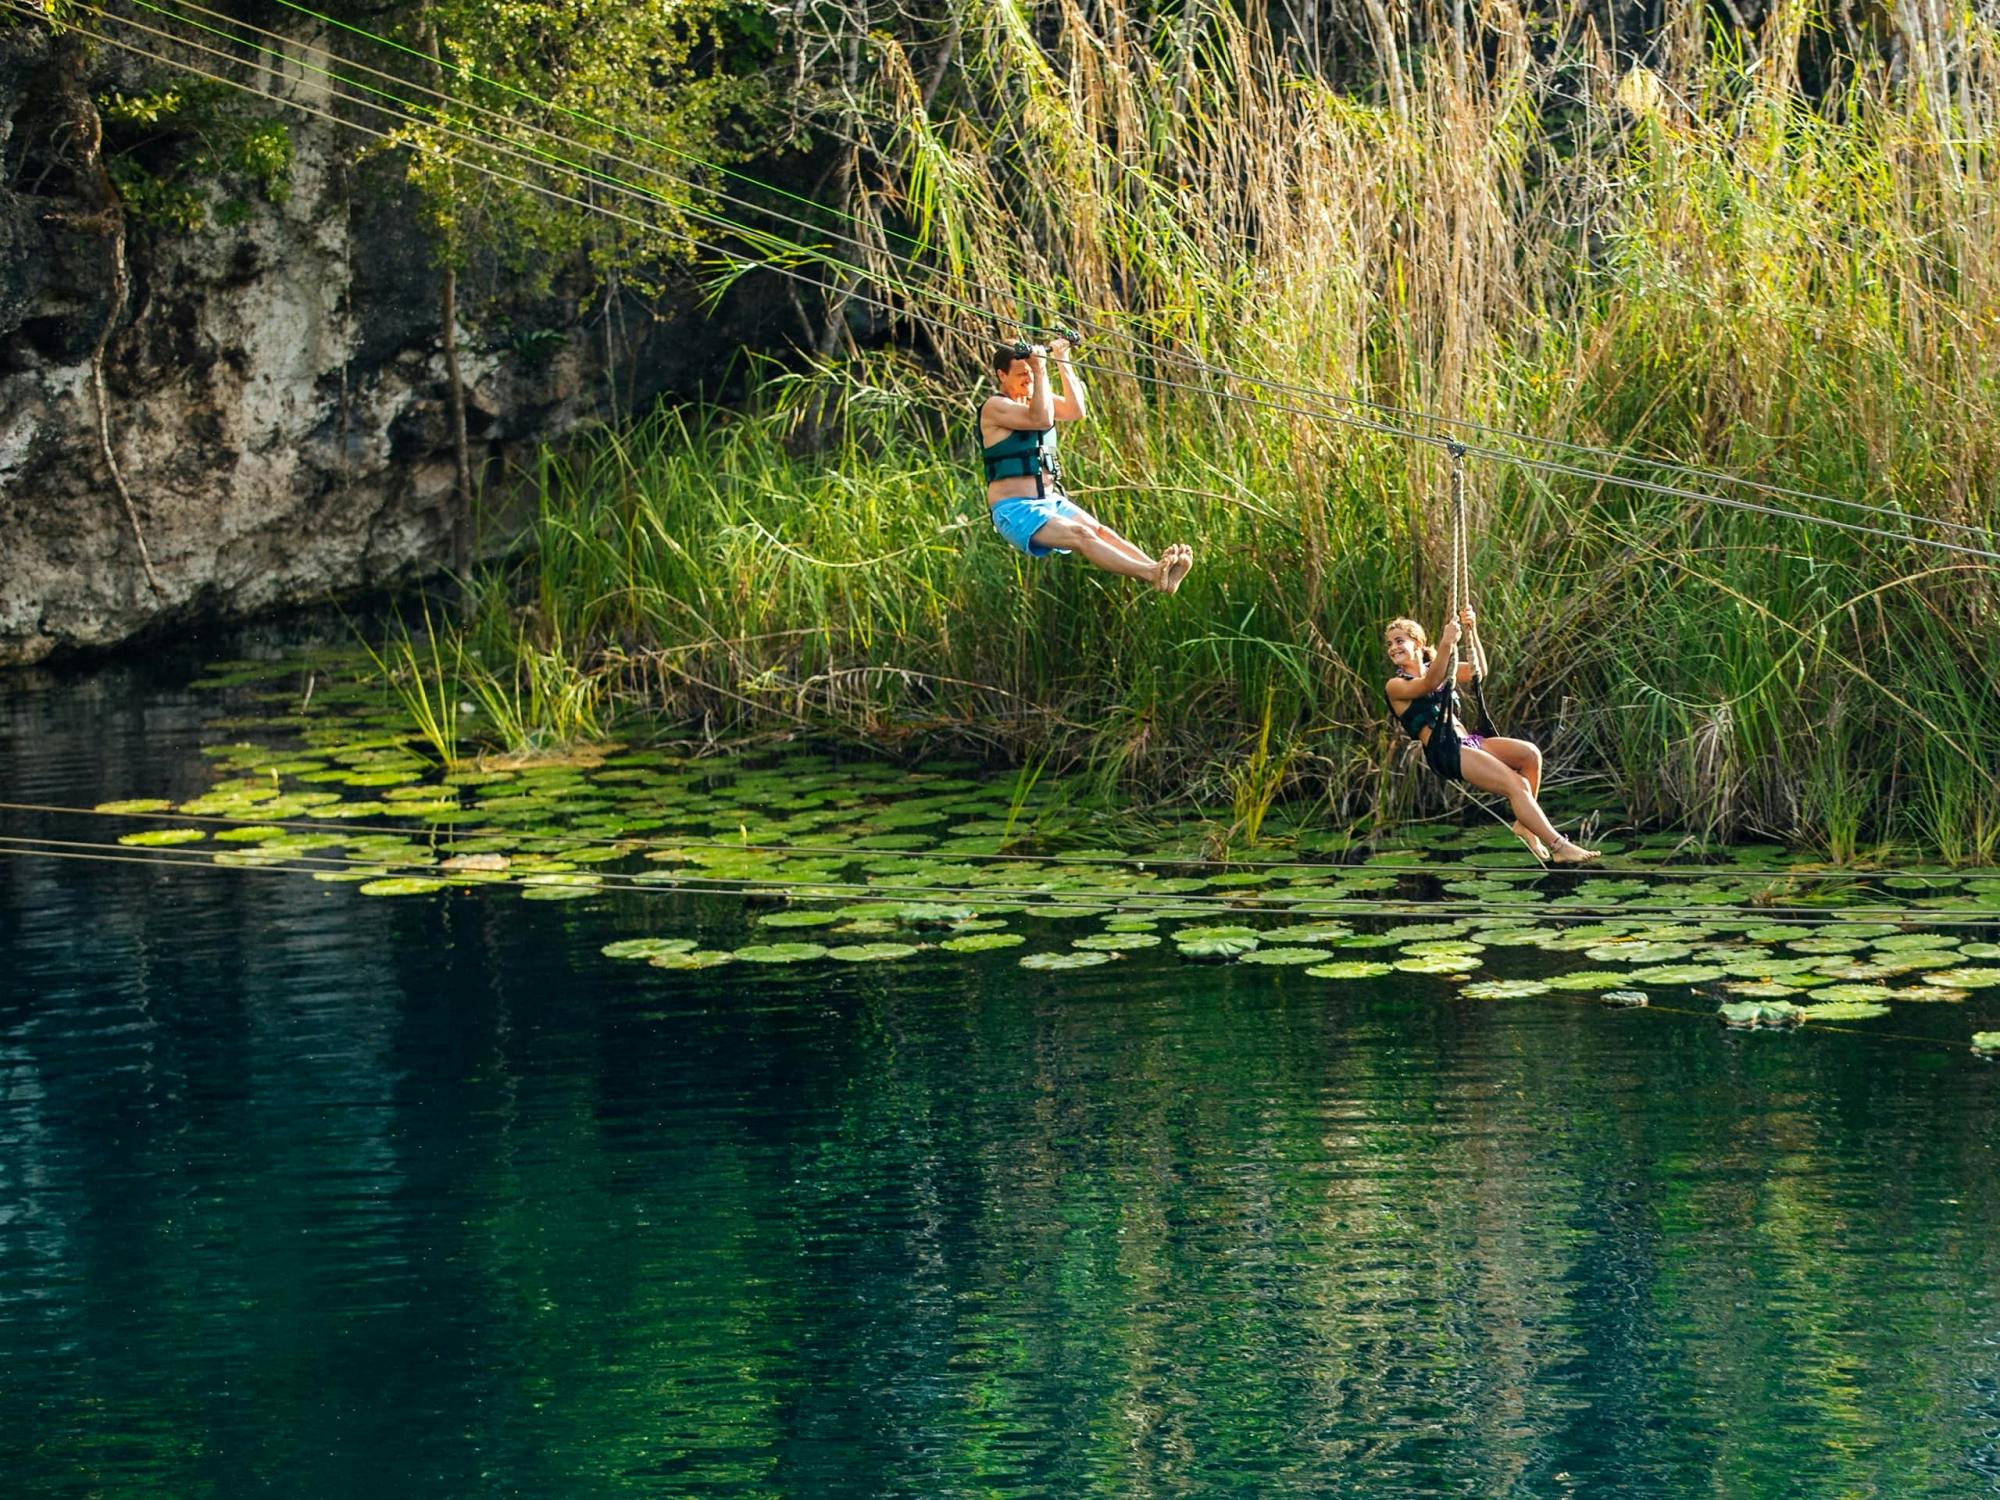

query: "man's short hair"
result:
(992, 341), (1031, 373)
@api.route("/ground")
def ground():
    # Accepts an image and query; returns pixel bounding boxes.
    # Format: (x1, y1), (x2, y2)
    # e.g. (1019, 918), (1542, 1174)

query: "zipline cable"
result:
(9, 797), (2000, 882)
(6, 830), (2000, 926)
(130, 0), (2000, 546)
(44, 0), (2000, 562)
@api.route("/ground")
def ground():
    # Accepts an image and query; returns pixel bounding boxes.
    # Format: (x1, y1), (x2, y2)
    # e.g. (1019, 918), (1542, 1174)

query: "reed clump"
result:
(417, 3), (2000, 858)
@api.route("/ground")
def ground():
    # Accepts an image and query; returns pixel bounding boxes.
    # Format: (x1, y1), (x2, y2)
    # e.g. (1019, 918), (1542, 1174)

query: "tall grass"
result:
(419, 3), (2000, 857)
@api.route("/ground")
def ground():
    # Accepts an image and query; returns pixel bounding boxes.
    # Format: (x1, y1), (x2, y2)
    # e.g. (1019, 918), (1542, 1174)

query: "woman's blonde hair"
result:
(1384, 617), (1434, 665)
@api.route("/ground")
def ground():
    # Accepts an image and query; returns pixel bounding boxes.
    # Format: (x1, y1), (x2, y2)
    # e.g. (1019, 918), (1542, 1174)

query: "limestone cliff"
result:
(0, 18), (759, 665)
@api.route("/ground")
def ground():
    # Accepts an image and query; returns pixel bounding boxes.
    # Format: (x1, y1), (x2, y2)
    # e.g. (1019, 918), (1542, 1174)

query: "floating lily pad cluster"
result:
(76, 650), (2000, 1048)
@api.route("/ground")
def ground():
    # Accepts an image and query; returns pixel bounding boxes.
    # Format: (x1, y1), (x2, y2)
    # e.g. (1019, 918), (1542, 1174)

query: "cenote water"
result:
(4, 637), (2000, 1497)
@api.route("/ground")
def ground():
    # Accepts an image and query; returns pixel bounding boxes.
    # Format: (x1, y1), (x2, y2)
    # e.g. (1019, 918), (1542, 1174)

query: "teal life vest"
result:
(978, 418), (1060, 498)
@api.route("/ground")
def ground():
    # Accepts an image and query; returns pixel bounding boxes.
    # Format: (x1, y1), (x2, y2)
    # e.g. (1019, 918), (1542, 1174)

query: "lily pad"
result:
(358, 876), (449, 896)
(939, 932), (1026, 953)
(1872, 931), (1958, 951)
(650, 949), (736, 971)
(1173, 924), (1263, 943)
(1808, 983), (1897, 1003)
(95, 798), (173, 815)
(1543, 970), (1632, 991)
(826, 943), (921, 963)
(1473, 927), (1557, 948)
(1303, 960), (1393, 979)
(1584, 941), (1692, 964)
(891, 903), (981, 926)
(601, 938), (698, 961)
(1925, 968), (2000, 989)
(1268, 922), (1355, 944)
(1625, 964), (1726, 985)
(1019, 950), (1118, 971)
(520, 884), (597, 901)
(734, 942), (829, 964)
(1799, 1001), (1892, 1021)
(118, 828), (206, 847)
(1972, 1032), (2000, 1055)
(1073, 933), (1160, 951)
(211, 824), (289, 844)
(1392, 954), (1482, 975)
(757, 909), (844, 929)
(1237, 947), (1336, 966)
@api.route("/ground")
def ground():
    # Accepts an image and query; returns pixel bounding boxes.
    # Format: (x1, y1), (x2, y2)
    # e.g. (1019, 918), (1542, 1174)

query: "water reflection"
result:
(2, 655), (1998, 1496)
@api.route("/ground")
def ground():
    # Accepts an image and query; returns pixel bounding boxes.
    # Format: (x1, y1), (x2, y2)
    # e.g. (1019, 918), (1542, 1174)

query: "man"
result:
(978, 337), (1193, 591)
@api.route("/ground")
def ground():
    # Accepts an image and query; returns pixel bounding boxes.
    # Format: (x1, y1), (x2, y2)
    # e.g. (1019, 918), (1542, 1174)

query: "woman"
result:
(979, 337), (1193, 591)
(1384, 607), (1599, 865)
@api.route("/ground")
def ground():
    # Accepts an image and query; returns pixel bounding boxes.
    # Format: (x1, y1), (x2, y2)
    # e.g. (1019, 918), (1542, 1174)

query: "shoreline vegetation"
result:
(380, 3), (1998, 862)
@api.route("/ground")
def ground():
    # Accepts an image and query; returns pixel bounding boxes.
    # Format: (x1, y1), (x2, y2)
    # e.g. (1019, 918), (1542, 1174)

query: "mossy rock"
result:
(1176, 935), (1262, 961)
(1601, 990), (1650, 1007)
(1718, 999), (1805, 1029)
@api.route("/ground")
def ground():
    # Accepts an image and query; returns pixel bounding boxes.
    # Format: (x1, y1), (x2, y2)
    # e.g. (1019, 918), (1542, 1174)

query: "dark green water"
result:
(4, 650), (2000, 1498)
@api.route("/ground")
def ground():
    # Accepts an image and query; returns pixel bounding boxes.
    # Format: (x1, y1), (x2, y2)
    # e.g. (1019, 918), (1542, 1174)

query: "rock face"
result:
(0, 20), (753, 666)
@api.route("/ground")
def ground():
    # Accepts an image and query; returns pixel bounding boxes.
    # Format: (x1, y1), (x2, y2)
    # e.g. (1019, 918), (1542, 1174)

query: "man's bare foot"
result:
(1548, 837), (1600, 866)
(1512, 821), (1551, 862)
(1159, 543), (1194, 594)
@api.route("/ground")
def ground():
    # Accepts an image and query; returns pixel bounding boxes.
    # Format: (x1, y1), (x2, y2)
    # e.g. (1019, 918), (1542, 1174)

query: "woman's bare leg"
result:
(1477, 736), (1547, 855)
(1459, 742), (1574, 854)
(1481, 736), (1542, 798)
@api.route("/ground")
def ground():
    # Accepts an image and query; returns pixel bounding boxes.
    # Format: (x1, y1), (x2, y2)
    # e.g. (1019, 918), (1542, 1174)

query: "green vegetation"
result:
(354, 2), (2000, 860)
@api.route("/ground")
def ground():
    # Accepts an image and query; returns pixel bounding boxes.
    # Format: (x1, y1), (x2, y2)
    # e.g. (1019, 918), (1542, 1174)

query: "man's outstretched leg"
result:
(1033, 503), (1194, 593)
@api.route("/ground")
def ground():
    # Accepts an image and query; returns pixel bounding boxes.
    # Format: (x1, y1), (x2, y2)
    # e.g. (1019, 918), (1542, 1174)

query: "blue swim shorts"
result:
(989, 493), (1088, 557)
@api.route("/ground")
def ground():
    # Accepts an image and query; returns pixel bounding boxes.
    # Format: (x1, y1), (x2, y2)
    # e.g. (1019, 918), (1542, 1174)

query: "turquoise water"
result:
(4, 648), (2000, 1497)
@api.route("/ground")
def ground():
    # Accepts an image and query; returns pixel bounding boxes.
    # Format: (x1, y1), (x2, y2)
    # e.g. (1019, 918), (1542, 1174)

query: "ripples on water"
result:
(3, 652), (1999, 1497)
